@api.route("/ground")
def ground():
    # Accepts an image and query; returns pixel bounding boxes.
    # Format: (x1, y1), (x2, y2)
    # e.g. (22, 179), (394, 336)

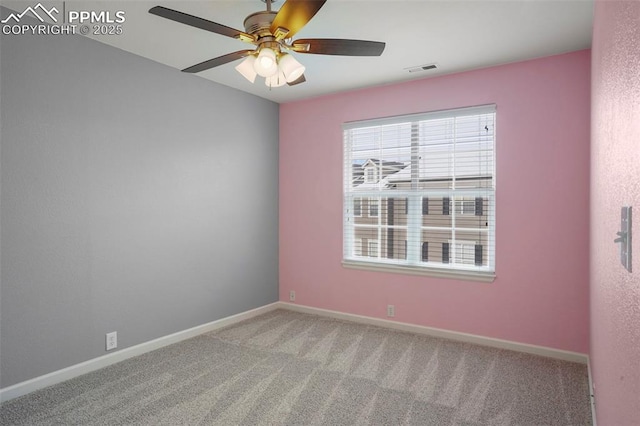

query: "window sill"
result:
(342, 260), (496, 283)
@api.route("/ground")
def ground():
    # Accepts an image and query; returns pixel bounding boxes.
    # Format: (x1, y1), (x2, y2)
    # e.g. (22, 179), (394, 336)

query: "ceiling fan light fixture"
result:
(150, 0), (386, 89)
(279, 53), (305, 83)
(235, 55), (258, 83)
(254, 47), (278, 77)
(265, 70), (287, 88)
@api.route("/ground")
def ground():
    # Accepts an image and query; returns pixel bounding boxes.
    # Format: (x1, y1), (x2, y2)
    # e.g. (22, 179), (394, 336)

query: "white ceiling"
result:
(5, 0), (594, 103)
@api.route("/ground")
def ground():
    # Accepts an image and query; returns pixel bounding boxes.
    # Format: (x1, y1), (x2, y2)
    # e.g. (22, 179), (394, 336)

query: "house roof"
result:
(352, 158), (492, 190)
(363, 159), (406, 169)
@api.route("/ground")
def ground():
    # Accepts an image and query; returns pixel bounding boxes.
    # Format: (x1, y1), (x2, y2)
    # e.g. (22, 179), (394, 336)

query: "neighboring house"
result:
(351, 159), (490, 266)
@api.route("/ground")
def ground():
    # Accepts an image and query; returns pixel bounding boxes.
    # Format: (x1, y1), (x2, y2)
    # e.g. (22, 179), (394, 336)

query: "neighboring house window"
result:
(368, 240), (379, 258)
(456, 198), (478, 215)
(354, 238), (363, 257)
(450, 240), (477, 265)
(365, 168), (376, 183)
(343, 105), (496, 280)
(353, 197), (362, 217)
(369, 198), (379, 217)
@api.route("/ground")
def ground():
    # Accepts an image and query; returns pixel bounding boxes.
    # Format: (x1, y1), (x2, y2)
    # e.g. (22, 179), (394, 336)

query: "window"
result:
(368, 240), (379, 258)
(369, 197), (379, 217)
(365, 168), (376, 183)
(455, 197), (482, 215)
(343, 105), (495, 281)
(353, 198), (362, 217)
(450, 240), (477, 265)
(354, 238), (363, 256)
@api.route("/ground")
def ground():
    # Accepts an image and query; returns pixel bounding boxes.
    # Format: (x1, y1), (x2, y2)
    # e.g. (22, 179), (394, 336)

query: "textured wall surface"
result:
(0, 21), (279, 387)
(590, 1), (640, 424)
(280, 51), (591, 353)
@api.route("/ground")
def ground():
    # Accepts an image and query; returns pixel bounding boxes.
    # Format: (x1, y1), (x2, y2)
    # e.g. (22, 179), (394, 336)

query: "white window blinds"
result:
(343, 105), (496, 278)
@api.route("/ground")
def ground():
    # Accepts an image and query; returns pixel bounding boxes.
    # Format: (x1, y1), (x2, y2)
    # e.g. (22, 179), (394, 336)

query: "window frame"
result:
(342, 105), (496, 283)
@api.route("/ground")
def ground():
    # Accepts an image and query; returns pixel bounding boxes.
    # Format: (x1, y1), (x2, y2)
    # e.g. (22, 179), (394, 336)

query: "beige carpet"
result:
(0, 309), (592, 425)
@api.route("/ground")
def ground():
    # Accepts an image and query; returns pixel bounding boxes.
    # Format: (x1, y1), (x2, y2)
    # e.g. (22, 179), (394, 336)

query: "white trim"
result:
(588, 357), (597, 426)
(278, 302), (588, 364)
(343, 104), (497, 130)
(1, 300), (589, 404)
(0, 302), (280, 403)
(342, 259), (496, 282)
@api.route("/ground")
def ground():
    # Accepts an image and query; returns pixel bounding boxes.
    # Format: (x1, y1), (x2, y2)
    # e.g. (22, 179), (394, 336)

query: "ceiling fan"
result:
(149, 0), (386, 88)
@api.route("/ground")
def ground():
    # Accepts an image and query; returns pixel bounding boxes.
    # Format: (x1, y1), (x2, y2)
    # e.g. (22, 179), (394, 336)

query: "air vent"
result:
(404, 63), (438, 73)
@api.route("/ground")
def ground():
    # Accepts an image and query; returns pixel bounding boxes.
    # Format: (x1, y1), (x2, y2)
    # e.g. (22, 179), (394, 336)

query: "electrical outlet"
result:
(387, 305), (395, 318)
(106, 331), (117, 351)
(289, 290), (296, 302)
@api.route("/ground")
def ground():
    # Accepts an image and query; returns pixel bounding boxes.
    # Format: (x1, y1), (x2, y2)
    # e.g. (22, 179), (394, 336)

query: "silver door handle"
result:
(616, 206), (632, 273)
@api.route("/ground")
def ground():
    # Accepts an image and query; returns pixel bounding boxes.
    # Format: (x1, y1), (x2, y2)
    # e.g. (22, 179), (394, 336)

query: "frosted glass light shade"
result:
(265, 70), (287, 88)
(254, 48), (278, 77)
(279, 54), (305, 83)
(235, 56), (257, 83)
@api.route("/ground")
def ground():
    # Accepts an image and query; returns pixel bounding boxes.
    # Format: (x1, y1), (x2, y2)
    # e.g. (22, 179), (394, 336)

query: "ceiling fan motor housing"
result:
(244, 11), (277, 38)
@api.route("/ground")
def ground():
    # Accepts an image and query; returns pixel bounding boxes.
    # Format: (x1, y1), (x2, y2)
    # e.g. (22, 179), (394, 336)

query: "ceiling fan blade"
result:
(292, 39), (386, 56)
(182, 50), (254, 74)
(270, 0), (327, 40)
(149, 6), (255, 43)
(287, 74), (306, 86)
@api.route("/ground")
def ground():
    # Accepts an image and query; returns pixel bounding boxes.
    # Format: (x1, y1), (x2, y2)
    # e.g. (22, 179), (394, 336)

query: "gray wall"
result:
(0, 20), (279, 388)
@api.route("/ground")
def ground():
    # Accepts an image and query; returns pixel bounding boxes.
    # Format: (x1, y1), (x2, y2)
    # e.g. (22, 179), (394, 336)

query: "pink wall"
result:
(590, 1), (640, 424)
(280, 50), (591, 353)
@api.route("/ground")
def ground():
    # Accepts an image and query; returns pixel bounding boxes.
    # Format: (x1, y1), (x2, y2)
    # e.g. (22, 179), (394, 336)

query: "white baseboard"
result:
(1, 301), (590, 404)
(278, 302), (589, 364)
(0, 302), (280, 403)
(588, 358), (597, 426)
